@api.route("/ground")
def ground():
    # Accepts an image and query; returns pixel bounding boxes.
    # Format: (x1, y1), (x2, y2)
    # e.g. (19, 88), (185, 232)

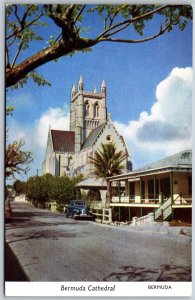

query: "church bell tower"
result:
(70, 76), (107, 152)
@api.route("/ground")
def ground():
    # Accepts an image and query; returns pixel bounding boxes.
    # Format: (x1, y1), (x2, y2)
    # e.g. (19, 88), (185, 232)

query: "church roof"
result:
(51, 130), (75, 153)
(81, 123), (106, 151)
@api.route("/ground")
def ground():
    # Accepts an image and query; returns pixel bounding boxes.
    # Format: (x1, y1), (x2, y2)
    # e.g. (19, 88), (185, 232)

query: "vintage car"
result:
(66, 200), (93, 220)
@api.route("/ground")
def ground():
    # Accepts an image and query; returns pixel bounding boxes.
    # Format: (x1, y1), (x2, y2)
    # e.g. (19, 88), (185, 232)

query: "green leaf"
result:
(6, 106), (15, 116)
(28, 71), (52, 86)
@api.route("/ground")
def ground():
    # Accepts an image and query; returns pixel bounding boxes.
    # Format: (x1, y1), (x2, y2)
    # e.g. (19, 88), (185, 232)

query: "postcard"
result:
(4, 1), (193, 298)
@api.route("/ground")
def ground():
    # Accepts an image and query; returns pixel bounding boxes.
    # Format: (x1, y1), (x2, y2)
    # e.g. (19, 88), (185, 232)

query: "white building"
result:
(43, 76), (131, 183)
(108, 149), (192, 223)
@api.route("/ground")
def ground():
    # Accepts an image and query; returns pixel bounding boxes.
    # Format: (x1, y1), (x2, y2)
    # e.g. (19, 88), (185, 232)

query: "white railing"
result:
(91, 208), (112, 224)
(173, 194), (192, 205)
(154, 197), (172, 221)
(142, 199), (160, 204)
(132, 213), (154, 226)
(102, 209), (112, 224)
(183, 197), (192, 204)
(111, 196), (129, 203)
(90, 201), (103, 209)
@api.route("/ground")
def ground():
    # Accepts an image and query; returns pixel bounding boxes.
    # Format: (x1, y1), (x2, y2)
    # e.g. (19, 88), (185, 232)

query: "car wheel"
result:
(72, 212), (78, 220)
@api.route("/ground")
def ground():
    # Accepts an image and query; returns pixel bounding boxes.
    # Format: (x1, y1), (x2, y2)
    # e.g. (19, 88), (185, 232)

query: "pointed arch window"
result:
(85, 101), (90, 117)
(94, 102), (100, 118)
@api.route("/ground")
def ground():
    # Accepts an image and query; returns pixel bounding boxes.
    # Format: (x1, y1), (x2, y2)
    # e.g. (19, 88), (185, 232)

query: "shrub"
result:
(87, 189), (101, 201)
(26, 174), (84, 207)
(13, 180), (27, 195)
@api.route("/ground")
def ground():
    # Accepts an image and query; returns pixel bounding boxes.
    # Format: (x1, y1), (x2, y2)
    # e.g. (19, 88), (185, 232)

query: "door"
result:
(160, 177), (170, 199)
(129, 182), (135, 199)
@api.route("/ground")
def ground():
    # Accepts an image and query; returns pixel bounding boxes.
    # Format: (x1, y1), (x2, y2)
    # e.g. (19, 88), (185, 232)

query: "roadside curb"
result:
(91, 220), (192, 238)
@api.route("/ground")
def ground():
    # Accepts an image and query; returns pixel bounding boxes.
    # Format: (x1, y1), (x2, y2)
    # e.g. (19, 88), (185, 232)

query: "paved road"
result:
(5, 200), (191, 281)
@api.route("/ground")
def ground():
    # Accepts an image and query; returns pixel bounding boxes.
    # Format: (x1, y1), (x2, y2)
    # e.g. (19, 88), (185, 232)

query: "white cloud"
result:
(7, 104), (70, 179)
(114, 67), (192, 169)
(6, 66), (192, 179)
(6, 118), (27, 142)
(35, 104), (70, 148)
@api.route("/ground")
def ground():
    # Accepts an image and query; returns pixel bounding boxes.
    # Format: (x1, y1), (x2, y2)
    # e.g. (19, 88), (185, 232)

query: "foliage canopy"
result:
(89, 142), (126, 179)
(25, 174), (83, 204)
(6, 4), (192, 88)
(5, 139), (33, 179)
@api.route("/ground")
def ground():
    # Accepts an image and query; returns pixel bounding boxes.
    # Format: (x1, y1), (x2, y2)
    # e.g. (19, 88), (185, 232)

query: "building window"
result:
(141, 180), (145, 200)
(94, 102), (100, 118)
(148, 179), (159, 199)
(160, 177), (170, 199)
(106, 135), (113, 143)
(85, 101), (90, 117)
(129, 182), (135, 199)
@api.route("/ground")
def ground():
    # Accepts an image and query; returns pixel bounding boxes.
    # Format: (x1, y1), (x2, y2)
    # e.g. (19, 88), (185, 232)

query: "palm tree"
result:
(89, 143), (126, 207)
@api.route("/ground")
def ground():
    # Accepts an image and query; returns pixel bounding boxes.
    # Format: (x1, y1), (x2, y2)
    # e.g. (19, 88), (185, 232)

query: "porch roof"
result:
(108, 149), (192, 181)
(77, 177), (125, 188)
(77, 177), (107, 188)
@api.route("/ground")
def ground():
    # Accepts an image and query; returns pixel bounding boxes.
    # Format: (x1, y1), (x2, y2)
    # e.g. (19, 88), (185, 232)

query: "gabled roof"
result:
(51, 130), (75, 153)
(136, 149), (192, 172)
(77, 177), (107, 187)
(81, 123), (106, 151)
(108, 150), (192, 181)
(77, 177), (124, 187)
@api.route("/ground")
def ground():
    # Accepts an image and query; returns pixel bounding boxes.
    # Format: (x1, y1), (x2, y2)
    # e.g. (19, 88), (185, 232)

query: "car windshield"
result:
(75, 202), (85, 206)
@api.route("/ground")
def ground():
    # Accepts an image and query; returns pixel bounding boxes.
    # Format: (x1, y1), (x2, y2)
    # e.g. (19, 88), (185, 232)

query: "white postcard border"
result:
(5, 281), (192, 297)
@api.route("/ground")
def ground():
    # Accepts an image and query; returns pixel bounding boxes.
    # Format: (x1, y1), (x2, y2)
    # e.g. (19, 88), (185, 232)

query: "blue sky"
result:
(6, 4), (193, 182)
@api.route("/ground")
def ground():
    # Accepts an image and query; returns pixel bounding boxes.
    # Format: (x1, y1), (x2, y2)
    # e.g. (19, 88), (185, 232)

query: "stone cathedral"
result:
(43, 76), (131, 182)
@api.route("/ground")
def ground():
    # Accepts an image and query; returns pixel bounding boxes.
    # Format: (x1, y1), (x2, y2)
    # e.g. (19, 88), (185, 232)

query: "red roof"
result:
(51, 130), (75, 153)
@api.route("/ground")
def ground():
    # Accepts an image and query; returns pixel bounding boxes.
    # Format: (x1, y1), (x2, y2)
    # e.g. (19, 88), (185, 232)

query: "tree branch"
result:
(13, 4), (21, 24)
(74, 5), (86, 24)
(53, 33), (63, 45)
(11, 40), (24, 68)
(5, 140), (33, 178)
(6, 45), (10, 68)
(108, 7), (121, 28)
(21, 5), (34, 26)
(6, 12), (44, 40)
(96, 5), (168, 41)
(65, 4), (76, 19)
(100, 21), (171, 44)
(6, 36), (96, 87)
(103, 6), (144, 38)
(45, 4), (76, 29)
(5, 4), (191, 88)
(104, 22), (131, 39)
(6, 35), (17, 47)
